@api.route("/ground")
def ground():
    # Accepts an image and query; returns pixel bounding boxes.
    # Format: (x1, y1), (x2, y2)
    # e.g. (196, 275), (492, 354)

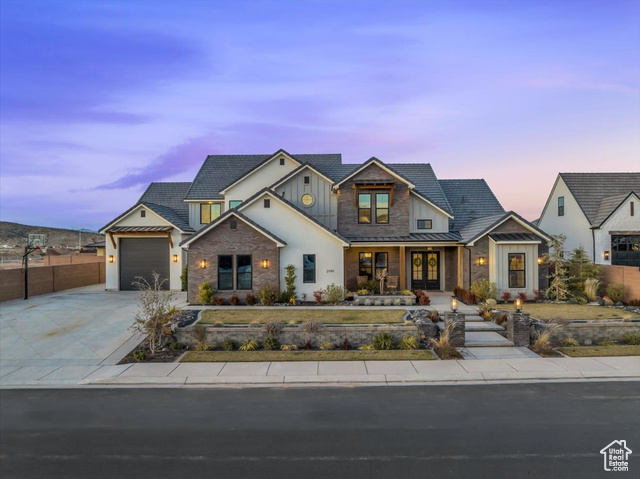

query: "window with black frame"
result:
(359, 252), (372, 279)
(358, 193), (371, 223)
(558, 197), (564, 216)
(612, 235), (640, 267)
(376, 193), (389, 224)
(236, 255), (252, 290)
(508, 253), (525, 288)
(303, 254), (316, 283)
(218, 255), (233, 290)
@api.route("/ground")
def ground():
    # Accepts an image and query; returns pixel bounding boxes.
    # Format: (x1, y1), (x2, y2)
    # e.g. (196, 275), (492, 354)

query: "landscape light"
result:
(515, 297), (523, 312)
(451, 297), (458, 313)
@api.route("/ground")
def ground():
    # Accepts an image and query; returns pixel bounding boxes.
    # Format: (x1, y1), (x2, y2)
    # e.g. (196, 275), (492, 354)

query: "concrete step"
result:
(464, 315), (483, 322)
(464, 331), (515, 347)
(437, 321), (504, 332)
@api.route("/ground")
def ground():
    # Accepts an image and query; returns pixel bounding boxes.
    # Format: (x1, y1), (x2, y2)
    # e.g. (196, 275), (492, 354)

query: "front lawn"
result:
(499, 303), (640, 321)
(199, 309), (407, 325)
(558, 345), (640, 357)
(181, 350), (435, 362)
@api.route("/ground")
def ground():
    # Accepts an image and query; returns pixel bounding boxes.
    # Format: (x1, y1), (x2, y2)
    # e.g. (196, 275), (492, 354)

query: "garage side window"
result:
(236, 255), (252, 290)
(218, 255), (233, 290)
(508, 253), (525, 288)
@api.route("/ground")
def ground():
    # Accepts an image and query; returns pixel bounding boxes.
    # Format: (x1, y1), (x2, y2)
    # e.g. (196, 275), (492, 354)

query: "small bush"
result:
(359, 280), (380, 294)
(221, 339), (236, 351)
(419, 294), (431, 306)
(213, 297), (225, 306)
(194, 324), (206, 347)
(280, 344), (298, 351)
(597, 339), (614, 346)
(532, 322), (562, 354)
(339, 338), (352, 350)
(319, 342), (336, 350)
(501, 291), (511, 303)
(324, 283), (346, 304)
(357, 288), (370, 295)
(428, 310), (440, 323)
(169, 342), (186, 351)
(264, 321), (284, 337)
(398, 336), (419, 350)
(517, 291), (528, 302)
(133, 349), (147, 361)
(313, 290), (324, 305)
(263, 336), (280, 350)
(623, 333), (640, 345)
(245, 293), (255, 305)
(532, 289), (543, 302)
(479, 307), (493, 321)
(493, 312), (509, 326)
(238, 339), (260, 351)
(180, 266), (188, 292)
(300, 339), (315, 350)
(584, 278), (600, 302)
(486, 298), (497, 307)
(373, 332), (396, 350)
(229, 295), (239, 306)
(563, 337), (579, 347)
(628, 299), (640, 307)
(359, 344), (374, 350)
(453, 286), (463, 298)
(429, 321), (457, 359)
(197, 282), (215, 305)
(470, 279), (498, 302)
(194, 343), (214, 351)
(606, 284), (625, 303)
(301, 321), (323, 333)
(258, 285), (278, 306)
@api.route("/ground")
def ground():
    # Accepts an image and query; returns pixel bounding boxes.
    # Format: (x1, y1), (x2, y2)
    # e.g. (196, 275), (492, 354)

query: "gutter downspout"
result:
(591, 228), (596, 263)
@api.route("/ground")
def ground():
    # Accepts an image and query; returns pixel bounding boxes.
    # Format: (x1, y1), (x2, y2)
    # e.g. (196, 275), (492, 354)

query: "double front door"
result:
(411, 251), (440, 290)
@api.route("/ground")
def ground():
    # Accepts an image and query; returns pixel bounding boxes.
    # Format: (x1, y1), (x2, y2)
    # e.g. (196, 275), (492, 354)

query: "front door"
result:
(411, 251), (440, 291)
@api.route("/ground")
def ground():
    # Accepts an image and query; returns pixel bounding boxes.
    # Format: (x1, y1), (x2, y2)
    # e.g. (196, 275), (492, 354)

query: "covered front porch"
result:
(344, 243), (464, 292)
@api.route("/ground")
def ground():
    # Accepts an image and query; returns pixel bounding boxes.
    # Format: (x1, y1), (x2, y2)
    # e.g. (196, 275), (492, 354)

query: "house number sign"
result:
(326, 269), (334, 273)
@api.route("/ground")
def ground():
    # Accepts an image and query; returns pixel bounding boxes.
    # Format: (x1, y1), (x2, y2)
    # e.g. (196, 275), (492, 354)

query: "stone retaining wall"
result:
(176, 323), (419, 348)
(549, 321), (640, 345)
(352, 294), (416, 306)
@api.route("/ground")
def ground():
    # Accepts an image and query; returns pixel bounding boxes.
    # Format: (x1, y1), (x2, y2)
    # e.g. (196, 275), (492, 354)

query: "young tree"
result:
(283, 264), (297, 302)
(568, 247), (602, 294)
(545, 234), (569, 301)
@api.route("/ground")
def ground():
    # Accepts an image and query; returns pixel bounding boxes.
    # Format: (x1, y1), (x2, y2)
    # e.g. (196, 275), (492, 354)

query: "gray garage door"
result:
(119, 238), (170, 290)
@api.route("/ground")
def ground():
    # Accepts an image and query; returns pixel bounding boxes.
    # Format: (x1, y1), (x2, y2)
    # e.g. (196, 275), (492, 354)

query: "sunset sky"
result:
(1, 0), (639, 231)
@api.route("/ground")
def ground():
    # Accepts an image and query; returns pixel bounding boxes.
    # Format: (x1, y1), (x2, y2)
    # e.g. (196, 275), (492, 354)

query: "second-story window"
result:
(358, 193), (371, 223)
(558, 196), (564, 216)
(200, 203), (221, 224)
(229, 200), (242, 209)
(376, 193), (389, 224)
(417, 219), (432, 229)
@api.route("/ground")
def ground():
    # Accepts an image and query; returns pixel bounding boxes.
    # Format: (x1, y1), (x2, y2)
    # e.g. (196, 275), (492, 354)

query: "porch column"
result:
(456, 246), (463, 289)
(399, 246), (406, 290)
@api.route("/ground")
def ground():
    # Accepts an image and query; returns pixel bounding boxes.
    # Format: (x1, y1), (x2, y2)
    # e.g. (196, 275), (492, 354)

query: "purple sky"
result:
(1, 0), (639, 231)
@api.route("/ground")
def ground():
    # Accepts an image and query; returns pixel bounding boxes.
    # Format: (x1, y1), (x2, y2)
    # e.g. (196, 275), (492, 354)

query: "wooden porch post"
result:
(399, 246), (406, 290)
(456, 246), (463, 289)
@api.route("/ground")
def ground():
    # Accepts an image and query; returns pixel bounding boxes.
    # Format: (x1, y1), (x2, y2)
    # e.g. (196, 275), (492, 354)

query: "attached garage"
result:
(119, 237), (170, 290)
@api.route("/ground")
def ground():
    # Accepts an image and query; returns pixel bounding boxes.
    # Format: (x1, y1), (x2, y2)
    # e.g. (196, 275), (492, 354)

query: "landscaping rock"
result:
(415, 320), (438, 338)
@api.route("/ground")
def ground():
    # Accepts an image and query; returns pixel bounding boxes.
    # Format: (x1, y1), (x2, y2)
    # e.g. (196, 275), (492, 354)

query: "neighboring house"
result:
(84, 240), (106, 256)
(100, 150), (549, 301)
(538, 173), (640, 266)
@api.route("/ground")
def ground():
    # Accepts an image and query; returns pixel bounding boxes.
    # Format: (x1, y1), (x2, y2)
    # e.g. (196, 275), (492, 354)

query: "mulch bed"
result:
(528, 347), (563, 358)
(433, 347), (464, 360)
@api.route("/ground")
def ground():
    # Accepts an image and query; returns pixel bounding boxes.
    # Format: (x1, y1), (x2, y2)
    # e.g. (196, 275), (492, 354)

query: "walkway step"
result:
(464, 331), (514, 347)
(437, 321), (504, 332)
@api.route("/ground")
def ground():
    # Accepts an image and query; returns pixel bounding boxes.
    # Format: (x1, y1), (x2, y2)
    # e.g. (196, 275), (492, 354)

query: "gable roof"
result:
(592, 191), (639, 228)
(559, 172), (640, 225)
(180, 209), (286, 248)
(393, 164), (453, 216)
(99, 201), (194, 234)
(332, 157), (416, 189)
(439, 179), (505, 231)
(459, 211), (551, 245)
(270, 162), (335, 189)
(184, 153), (343, 200)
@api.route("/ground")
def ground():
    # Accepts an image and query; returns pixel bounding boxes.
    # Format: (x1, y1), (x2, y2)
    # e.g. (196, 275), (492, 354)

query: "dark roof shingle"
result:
(438, 179), (505, 230)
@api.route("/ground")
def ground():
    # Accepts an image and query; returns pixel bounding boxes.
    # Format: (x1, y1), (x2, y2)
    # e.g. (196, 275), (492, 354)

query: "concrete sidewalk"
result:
(1, 356), (638, 388)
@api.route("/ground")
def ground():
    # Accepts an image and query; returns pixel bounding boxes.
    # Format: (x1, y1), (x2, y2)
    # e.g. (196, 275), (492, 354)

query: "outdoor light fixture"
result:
(172, 255), (178, 263)
(478, 256), (485, 266)
(108, 255), (114, 263)
(261, 259), (270, 269)
(604, 251), (610, 261)
(537, 256), (543, 265)
(451, 297), (458, 313)
(199, 259), (207, 269)
(515, 297), (523, 312)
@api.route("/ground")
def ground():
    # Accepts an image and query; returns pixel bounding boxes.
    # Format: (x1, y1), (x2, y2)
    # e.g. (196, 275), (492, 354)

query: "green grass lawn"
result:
(199, 309), (407, 325)
(499, 303), (640, 321)
(558, 345), (640, 357)
(181, 349), (436, 362)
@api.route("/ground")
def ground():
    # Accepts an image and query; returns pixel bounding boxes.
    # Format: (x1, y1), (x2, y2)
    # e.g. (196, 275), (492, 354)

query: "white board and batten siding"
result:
(409, 194), (449, 233)
(188, 201), (224, 231)
(242, 194), (345, 298)
(489, 239), (539, 297)
(276, 168), (338, 230)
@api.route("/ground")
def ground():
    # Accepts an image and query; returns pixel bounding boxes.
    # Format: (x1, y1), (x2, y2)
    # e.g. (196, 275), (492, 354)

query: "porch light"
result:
(478, 256), (485, 266)
(199, 259), (207, 269)
(172, 254), (178, 263)
(451, 297), (458, 313)
(515, 297), (523, 313)
(604, 251), (610, 261)
(261, 259), (270, 269)
(537, 256), (543, 265)
(108, 255), (114, 263)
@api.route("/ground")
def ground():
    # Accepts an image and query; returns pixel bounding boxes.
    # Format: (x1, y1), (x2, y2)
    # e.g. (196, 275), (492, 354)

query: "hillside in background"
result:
(0, 221), (104, 248)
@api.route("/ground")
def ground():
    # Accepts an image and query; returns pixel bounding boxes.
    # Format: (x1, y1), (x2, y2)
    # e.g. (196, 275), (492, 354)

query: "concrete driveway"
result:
(0, 284), (186, 368)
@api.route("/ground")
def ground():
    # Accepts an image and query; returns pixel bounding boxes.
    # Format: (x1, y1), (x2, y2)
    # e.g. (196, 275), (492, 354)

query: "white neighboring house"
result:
(538, 173), (640, 266)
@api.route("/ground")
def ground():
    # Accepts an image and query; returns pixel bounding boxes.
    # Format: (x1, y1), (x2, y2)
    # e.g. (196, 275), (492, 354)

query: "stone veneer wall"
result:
(187, 216), (280, 304)
(548, 321), (640, 345)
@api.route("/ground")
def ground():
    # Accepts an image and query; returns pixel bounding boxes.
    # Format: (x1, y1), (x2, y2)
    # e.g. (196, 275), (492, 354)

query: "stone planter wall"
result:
(176, 324), (419, 348)
(546, 320), (640, 345)
(352, 294), (416, 306)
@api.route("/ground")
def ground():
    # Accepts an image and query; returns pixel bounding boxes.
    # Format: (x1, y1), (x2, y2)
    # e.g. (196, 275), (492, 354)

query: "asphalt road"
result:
(1, 382), (639, 478)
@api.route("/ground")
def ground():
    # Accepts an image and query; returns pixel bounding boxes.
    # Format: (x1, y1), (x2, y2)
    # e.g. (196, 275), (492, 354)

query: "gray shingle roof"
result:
(488, 232), (543, 242)
(592, 193), (636, 227)
(459, 211), (550, 244)
(138, 182), (193, 232)
(560, 173), (640, 225)
(438, 179), (505, 230)
(185, 154), (343, 200)
(345, 232), (461, 242)
(392, 164), (452, 215)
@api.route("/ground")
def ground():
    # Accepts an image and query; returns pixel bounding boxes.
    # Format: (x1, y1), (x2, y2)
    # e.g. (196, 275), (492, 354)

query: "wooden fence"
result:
(601, 265), (640, 301)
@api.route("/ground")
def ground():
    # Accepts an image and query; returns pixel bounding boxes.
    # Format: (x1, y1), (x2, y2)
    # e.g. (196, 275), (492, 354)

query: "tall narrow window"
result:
(236, 255), (252, 290)
(279, 158), (285, 165)
(558, 196), (564, 216)
(508, 253), (526, 288)
(631, 201), (635, 216)
(218, 255), (233, 290)
(359, 252), (372, 279)
(264, 199), (270, 208)
(303, 254), (316, 283)
(358, 193), (371, 224)
(211, 203), (221, 221)
(200, 204), (211, 224)
(140, 210), (146, 218)
(375, 252), (388, 278)
(304, 176), (310, 184)
(376, 193), (389, 224)
(229, 200), (242, 209)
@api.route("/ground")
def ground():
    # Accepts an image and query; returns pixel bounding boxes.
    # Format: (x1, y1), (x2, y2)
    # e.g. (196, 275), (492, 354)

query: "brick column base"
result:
(507, 312), (531, 346)
(444, 312), (466, 347)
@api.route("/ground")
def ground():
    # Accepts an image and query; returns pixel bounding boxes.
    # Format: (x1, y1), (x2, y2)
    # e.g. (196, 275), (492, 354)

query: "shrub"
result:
(398, 336), (419, 350)
(194, 343), (214, 351)
(339, 338), (352, 350)
(280, 344), (298, 351)
(197, 281), (215, 305)
(623, 333), (640, 345)
(301, 321), (323, 333)
(486, 298), (497, 307)
(532, 289), (544, 302)
(401, 290), (413, 296)
(501, 291), (511, 303)
(238, 339), (260, 351)
(169, 341), (186, 351)
(373, 332), (396, 350)
(359, 344), (374, 350)
(324, 283), (346, 304)
(584, 278), (600, 302)
(319, 342), (336, 350)
(221, 339), (236, 351)
(245, 293), (255, 305)
(470, 279), (498, 302)
(453, 286), (463, 298)
(180, 266), (188, 292)
(264, 321), (284, 337)
(429, 321), (456, 359)
(133, 349), (147, 361)
(359, 280), (380, 294)
(428, 310), (440, 323)
(257, 285), (278, 306)
(532, 322), (562, 354)
(562, 337), (579, 347)
(479, 307), (493, 321)
(300, 339), (315, 349)
(419, 294), (431, 306)
(455, 288), (477, 305)
(213, 297), (225, 306)
(229, 295), (239, 306)
(283, 264), (297, 302)
(628, 299), (640, 307)
(357, 288), (370, 295)
(263, 336), (280, 350)
(493, 312), (509, 326)
(313, 290), (324, 305)
(194, 324), (206, 347)
(517, 291), (528, 302)
(597, 340), (614, 346)
(606, 284), (625, 303)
